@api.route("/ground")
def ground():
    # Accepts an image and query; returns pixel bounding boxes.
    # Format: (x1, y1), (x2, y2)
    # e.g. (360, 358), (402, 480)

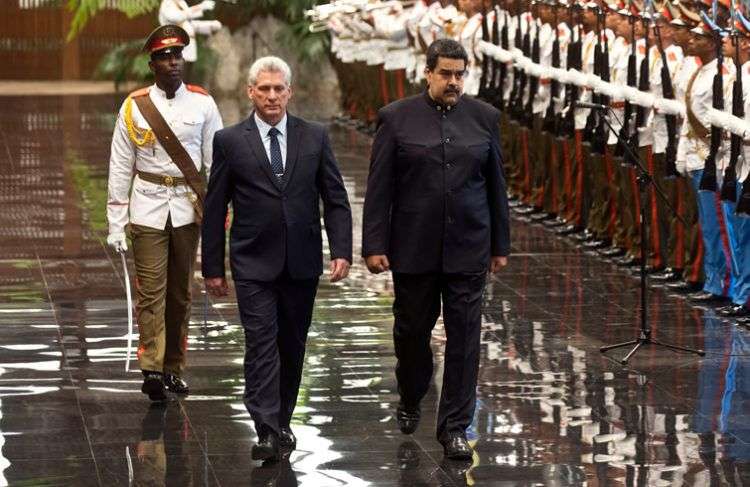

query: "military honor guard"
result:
(106, 25), (223, 401)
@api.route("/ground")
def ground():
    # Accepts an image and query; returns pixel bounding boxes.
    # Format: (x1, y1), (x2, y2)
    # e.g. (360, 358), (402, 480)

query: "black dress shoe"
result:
(164, 373), (189, 394)
(252, 431), (279, 462)
(629, 265), (664, 276)
(573, 230), (596, 242)
(651, 268), (683, 282)
(396, 405), (420, 435)
(719, 304), (750, 318)
(556, 224), (584, 235)
(598, 246), (626, 258)
(530, 211), (555, 222)
(665, 280), (704, 294)
(441, 434), (473, 461)
(543, 216), (567, 228)
(583, 239), (611, 250)
(141, 371), (167, 402)
(689, 291), (731, 304)
(279, 427), (297, 450)
(614, 255), (641, 267)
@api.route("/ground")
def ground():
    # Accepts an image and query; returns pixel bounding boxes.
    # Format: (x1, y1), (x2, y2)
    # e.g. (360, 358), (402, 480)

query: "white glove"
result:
(107, 232), (128, 253)
(200, 0), (215, 11)
(210, 20), (222, 33)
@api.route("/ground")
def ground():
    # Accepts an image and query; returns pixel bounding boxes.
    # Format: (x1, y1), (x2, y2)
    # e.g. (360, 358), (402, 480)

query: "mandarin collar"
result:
(423, 90), (460, 113)
(151, 82), (186, 100)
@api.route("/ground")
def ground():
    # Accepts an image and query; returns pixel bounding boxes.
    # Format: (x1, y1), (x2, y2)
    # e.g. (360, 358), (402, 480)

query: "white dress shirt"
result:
(254, 112), (288, 169)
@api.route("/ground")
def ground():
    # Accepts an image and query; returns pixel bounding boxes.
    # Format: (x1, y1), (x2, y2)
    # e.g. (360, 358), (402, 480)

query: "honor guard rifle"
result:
(508, 0), (526, 122)
(559, 1), (582, 138)
(698, 4), (724, 192)
(625, 3), (651, 165)
(496, 4), (511, 109)
(584, 4), (604, 147)
(651, 0), (680, 177)
(514, 2), (534, 125)
(615, 1), (639, 161)
(721, 0), (743, 200)
(486, 1), (501, 104)
(479, 6), (491, 100)
(592, 6), (611, 154)
(543, 0), (562, 134)
(524, 2), (542, 128)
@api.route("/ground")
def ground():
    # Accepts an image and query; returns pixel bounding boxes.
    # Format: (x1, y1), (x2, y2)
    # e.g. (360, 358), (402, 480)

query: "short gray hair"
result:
(247, 56), (292, 86)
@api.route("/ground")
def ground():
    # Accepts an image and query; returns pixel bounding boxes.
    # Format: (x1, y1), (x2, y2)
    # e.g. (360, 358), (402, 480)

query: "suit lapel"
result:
(281, 115), (302, 190)
(242, 114), (283, 192)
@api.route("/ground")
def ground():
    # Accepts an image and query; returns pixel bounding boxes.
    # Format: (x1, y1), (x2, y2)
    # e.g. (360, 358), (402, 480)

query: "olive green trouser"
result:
(130, 217), (200, 376)
(529, 116), (549, 209)
(587, 148), (614, 240)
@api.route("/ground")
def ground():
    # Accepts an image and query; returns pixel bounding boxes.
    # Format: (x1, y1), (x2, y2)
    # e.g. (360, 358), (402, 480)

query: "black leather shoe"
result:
(719, 304), (750, 318)
(651, 268), (683, 282)
(614, 255), (641, 267)
(543, 216), (567, 228)
(279, 427), (297, 451)
(629, 265), (664, 276)
(141, 371), (167, 402)
(665, 280), (704, 294)
(396, 405), (421, 435)
(252, 431), (279, 462)
(583, 239), (611, 250)
(530, 211), (555, 222)
(574, 230), (596, 242)
(689, 291), (731, 304)
(441, 434), (473, 460)
(164, 373), (189, 394)
(598, 246), (626, 258)
(556, 224), (584, 235)
(513, 205), (537, 215)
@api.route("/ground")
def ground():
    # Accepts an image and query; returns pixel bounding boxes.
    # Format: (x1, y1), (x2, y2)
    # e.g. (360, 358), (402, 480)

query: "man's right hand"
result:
(205, 277), (229, 297)
(365, 255), (390, 274)
(107, 233), (128, 253)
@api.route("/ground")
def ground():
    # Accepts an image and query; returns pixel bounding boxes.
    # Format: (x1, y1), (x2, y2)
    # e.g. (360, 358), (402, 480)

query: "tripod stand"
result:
(589, 104), (705, 364)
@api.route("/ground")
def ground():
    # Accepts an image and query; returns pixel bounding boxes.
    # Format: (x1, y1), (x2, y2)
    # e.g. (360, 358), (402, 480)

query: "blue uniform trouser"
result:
(722, 180), (750, 307)
(690, 170), (732, 297)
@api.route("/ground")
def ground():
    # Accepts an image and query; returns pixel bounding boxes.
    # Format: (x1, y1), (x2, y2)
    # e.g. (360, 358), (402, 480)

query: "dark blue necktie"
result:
(268, 127), (284, 181)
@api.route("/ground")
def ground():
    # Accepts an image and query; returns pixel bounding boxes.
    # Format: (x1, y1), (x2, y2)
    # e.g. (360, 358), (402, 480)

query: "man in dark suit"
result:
(202, 56), (353, 462)
(362, 39), (511, 460)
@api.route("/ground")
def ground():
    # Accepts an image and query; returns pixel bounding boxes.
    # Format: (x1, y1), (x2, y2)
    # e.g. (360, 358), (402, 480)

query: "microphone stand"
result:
(584, 104), (705, 363)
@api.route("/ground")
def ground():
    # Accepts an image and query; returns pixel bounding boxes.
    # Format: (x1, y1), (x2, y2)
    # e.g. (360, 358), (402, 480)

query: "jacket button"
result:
(447, 217), (454, 224)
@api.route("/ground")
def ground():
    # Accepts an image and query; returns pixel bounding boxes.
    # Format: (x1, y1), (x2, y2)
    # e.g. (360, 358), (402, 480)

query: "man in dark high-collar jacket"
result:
(202, 56), (352, 462)
(362, 39), (511, 460)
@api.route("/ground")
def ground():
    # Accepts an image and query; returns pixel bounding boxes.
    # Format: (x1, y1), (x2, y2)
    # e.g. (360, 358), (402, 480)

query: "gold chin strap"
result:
(125, 97), (156, 147)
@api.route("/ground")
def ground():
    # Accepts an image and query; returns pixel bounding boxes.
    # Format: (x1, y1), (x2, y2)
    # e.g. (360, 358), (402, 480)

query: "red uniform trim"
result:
(186, 84), (210, 96)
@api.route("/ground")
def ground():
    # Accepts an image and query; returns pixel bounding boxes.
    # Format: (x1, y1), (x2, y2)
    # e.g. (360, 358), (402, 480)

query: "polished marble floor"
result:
(0, 95), (748, 486)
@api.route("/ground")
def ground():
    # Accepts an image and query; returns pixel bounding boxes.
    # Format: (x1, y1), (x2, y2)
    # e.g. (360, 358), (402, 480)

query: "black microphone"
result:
(575, 100), (608, 110)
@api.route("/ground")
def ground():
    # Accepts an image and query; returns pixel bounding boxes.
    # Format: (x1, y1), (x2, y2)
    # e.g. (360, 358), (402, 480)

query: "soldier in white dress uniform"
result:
(106, 25), (223, 401)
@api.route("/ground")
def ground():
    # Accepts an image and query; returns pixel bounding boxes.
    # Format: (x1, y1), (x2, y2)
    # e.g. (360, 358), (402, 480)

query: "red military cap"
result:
(142, 24), (190, 54)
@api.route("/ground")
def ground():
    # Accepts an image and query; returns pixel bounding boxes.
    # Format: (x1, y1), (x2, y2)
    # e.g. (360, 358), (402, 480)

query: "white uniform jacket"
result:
(676, 58), (735, 175)
(107, 83), (223, 235)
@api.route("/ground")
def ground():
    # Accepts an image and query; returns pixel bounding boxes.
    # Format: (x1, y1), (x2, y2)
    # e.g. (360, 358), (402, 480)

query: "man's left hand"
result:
(489, 256), (508, 274)
(329, 258), (351, 282)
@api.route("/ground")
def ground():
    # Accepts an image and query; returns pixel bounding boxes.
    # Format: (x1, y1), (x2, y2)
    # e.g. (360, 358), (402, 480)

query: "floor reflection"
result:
(0, 94), (748, 486)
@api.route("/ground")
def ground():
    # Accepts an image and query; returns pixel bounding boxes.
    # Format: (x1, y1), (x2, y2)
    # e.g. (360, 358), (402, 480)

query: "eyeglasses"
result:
(433, 69), (467, 81)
